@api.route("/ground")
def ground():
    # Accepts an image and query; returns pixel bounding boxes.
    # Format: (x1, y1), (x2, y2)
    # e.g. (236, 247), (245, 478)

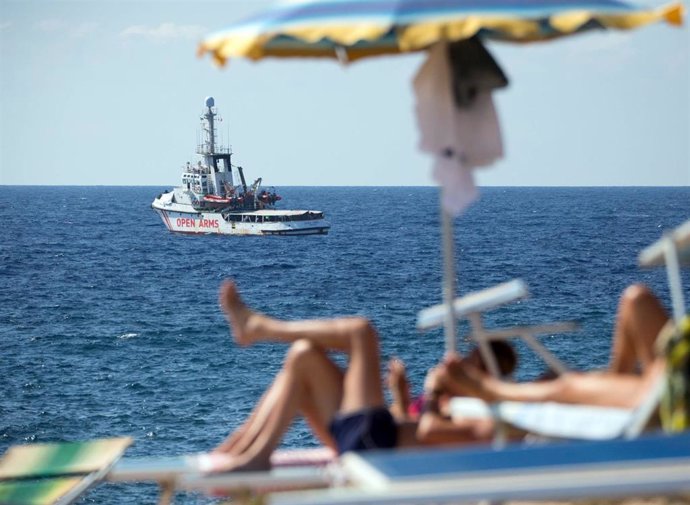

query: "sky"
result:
(0, 0), (688, 187)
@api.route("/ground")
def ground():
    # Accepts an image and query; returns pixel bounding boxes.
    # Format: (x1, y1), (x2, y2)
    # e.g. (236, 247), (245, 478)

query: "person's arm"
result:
(443, 359), (660, 409)
(386, 358), (412, 421)
(416, 392), (494, 445)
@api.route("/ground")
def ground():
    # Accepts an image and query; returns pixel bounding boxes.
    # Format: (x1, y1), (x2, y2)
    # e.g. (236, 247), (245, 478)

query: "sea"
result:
(1, 185), (688, 504)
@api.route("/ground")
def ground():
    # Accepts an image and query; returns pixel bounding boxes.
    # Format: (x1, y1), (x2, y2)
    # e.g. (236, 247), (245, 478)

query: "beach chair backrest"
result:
(636, 219), (690, 434)
(639, 219), (690, 325)
(0, 437), (132, 505)
(416, 279), (575, 378)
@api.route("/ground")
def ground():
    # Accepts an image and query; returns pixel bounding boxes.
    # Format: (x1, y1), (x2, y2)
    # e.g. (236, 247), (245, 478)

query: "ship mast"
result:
(199, 96), (217, 156)
(192, 96), (238, 198)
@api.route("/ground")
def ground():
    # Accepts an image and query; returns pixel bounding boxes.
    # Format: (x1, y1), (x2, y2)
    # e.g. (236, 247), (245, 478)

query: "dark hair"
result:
(470, 341), (517, 376)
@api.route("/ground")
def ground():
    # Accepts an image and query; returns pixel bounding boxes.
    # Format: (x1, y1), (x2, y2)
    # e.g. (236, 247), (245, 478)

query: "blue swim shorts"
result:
(328, 407), (398, 454)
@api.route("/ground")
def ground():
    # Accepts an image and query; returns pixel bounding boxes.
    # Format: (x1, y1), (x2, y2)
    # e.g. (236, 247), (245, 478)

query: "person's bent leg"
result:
(210, 340), (343, 472)
(219, 280), (389, 454)
(609, 284), (669, 374)
(214, 371), (292, 457)
(220, 280), (382, 354)
(339, 317), (386, 413)
(327, 319), (398, 454)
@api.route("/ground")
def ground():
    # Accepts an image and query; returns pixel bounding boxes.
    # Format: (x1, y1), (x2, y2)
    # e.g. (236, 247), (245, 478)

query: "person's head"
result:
(465, 341), (517, 377)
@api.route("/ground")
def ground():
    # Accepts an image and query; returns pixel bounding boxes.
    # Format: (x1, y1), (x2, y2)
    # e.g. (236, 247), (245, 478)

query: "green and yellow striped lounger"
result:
(0, 437), (132, 505)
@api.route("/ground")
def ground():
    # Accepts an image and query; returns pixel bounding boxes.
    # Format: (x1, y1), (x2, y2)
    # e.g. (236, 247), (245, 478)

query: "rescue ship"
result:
(152, 97), (330, 236)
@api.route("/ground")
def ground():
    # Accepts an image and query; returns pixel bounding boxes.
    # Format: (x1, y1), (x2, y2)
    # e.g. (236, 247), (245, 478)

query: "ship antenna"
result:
(202, 96), (216, 154)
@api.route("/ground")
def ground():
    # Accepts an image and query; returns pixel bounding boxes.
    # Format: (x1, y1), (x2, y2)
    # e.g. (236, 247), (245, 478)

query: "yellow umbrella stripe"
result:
(399, 4), (684, 51)
(550, 3), (684, 32)
(198, 3), (685, 65)
(277, 23), (391, 46)
(231, 44), (405, 62)
(201, 24), (393, 65)
(398, 17), (542, 51)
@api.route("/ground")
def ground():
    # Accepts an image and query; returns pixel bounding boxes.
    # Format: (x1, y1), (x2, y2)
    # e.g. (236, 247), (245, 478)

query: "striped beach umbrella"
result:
(197, 0), (684, 355)
(198, 0), (683, 65)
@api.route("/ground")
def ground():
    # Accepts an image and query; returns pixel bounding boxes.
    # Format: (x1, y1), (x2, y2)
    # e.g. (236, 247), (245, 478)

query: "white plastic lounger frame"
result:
(112, 463), (329, 505)
(417, 279), (529, 331)
(268, 432), (690, 505)
(109, 447), (335, 481)
(109, 448), (335, 505)
(179, 466), (331, 494)
(466, 319), (576, 376)
(417, 279), (574, 376)
(639, 218), (690, 325)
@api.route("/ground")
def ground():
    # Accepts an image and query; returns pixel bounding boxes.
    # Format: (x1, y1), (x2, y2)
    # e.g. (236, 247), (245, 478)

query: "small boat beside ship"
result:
(152, 97), (330, 236)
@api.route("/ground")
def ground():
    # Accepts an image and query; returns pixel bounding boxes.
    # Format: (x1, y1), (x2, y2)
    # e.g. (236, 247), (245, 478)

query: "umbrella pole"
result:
(441, 196), (457, 355)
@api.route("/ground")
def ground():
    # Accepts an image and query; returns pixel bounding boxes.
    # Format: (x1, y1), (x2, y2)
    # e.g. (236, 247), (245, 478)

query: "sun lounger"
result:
(267, 431), (690, 505)
(417, 279), (576, 376)
(639, 219), (690, 432)
(446, 316), (674, 442)
(448, 378), (665, 441)
(179, 466), (332, 496)
(447, 312), (677, 442)
(108, 447), (337, 504)
(449, 397), (635, 440)
(427, 222), (690, 443)
(638, 219), (690, 268)
(109, 446), (335, 482)
(639, 218), (690, 325)
(0, 437), (132, 505)
(416, 279), (529, 331)
(113, 462), (331, 504)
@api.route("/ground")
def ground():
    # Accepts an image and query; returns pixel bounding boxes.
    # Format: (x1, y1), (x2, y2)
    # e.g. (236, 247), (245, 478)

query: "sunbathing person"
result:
(433, 284), (670, 410)
(386, 340), (517, 422)
(387, 342), (518, 445)
(209, 280), (502, 472)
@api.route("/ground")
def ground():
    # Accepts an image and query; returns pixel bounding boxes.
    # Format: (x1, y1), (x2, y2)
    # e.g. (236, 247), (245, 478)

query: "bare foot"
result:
(387, 358), (409, 395)
(197, 452), (237, 473)
(198, 452), (271, 474)
(219, 280), (261, 346)
(213, 425), (247, 455)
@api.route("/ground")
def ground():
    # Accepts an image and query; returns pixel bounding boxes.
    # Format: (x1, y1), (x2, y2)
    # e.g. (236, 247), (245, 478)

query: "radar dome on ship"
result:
(205, 97), (215, 108)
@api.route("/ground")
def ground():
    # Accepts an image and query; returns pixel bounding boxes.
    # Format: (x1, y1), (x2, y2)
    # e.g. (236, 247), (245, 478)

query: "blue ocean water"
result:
(0, 185), (688, 503)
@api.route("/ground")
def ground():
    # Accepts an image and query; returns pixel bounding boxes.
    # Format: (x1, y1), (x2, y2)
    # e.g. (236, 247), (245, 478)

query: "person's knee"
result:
(621, 284), (658, 311)
(347, 317), (379, 350)
(285, 339), (321, 368)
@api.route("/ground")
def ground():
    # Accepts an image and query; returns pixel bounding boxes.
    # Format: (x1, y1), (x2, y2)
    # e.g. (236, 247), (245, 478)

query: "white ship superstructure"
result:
(152, 97), (329, 236)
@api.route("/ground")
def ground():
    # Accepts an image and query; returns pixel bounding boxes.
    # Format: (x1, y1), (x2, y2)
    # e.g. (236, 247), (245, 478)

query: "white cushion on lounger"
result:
(449, 397), (633, 440)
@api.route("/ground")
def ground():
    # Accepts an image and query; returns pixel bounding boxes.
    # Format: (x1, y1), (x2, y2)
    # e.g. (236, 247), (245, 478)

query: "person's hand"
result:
(423, 365), (445, 396)
(386, 357), (409, 395)
(442, 359), (493, 400)
(442, 352), (463, 368)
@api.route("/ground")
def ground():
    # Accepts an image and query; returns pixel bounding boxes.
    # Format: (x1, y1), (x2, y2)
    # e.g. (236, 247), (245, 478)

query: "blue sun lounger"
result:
(268, 431), (690, 505)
